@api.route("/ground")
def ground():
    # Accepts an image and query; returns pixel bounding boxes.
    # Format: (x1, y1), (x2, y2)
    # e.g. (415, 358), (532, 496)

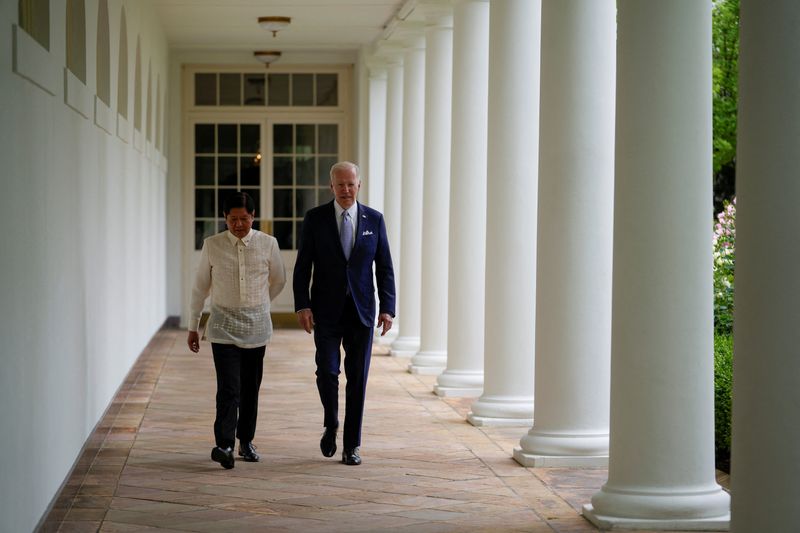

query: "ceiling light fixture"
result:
(258, 16), (291, 38)
(253, 50), (282, 67)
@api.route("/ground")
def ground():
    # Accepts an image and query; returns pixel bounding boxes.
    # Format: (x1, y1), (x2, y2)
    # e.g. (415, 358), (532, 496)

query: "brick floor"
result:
(39, 327), (726, 532)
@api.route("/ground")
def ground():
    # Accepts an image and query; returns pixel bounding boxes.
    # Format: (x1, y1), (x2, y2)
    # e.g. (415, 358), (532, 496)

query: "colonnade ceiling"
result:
(147, 0), (407, 52)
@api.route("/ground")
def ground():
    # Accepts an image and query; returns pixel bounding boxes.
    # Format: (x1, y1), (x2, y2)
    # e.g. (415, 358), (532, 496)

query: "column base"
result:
(466, 395), (534, 427)
(584, 483), (730, 531)
(408, 350), (446, 374)
(390, 336), (420, 357)
(434, 384), (482, 397)
(515, 429), (609, 467)
(467, 414), (533, 427)
(513, 448), (608, 467)
(434, 369), (483, 397)
(408, 364), (445, 375)
(582, 504), (730, 531)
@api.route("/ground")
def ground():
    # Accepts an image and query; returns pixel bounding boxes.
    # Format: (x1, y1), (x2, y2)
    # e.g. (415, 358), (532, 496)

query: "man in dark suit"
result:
(293, 161), (396, 466)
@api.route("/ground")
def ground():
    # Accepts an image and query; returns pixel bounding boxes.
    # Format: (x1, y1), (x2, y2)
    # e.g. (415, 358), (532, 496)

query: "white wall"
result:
(0, 1), (169, 531)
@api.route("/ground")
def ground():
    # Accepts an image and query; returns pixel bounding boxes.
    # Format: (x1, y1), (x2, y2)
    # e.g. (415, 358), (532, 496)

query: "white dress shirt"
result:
(333, 200), (359, 255)
(190, 229), (286, 348)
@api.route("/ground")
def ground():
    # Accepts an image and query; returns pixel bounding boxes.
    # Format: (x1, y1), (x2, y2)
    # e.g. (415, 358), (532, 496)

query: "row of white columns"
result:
(363, 0), (799, 530)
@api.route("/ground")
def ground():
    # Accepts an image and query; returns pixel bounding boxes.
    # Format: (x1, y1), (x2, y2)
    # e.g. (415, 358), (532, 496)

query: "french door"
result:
(188, 117), (344, 313)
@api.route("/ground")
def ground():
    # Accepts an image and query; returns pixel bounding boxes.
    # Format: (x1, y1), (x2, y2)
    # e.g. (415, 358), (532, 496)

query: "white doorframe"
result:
(180, 65), (352, 324)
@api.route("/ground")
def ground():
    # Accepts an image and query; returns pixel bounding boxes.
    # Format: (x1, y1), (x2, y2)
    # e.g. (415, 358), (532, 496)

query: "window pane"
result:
(318, 124), (338, 154)
(316, 74), (338, 106)
(318, 186), (334, 204)
(195, 189), (215, 218)
(195, 220), (219, 249)
(273, 189), (293, 218)
(218, 157), (237, 186)
(195, 156), (215, 185)
(292, 74), (314, 106)
(273, 124), (292, 154)
(195, 124), (215, 153)
(296, 188), (316, 217)
(318, 156), (337, 186)
(241, 188), (260, 214)
(240, 124), (259, 154)
(218, 124), (238, 153)
(268, 74), (290, 106)
(296, 124), (315, 154)
(295, 221), (303, 248)
(296, 156), (315, 186)
(218, 188), (237, 214)
(273, 221), (293, 250)
(219, 73), (241, 105)
(240, 156), (260, 187)
(195, 73), (216, 105)
(244, 74), (265, 106)
(273, 156), (293, 186)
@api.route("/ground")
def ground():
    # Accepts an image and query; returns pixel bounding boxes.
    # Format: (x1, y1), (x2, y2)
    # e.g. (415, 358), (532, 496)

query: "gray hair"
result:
(329, 161), (361, 182)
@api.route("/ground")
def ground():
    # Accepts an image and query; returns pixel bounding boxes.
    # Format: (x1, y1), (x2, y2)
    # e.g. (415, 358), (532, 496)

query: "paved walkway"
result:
(40, 327), (717, 532)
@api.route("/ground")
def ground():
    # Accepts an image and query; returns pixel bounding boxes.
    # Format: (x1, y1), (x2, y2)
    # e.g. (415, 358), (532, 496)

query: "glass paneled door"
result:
(190, 118), (343, 312)
(193, 122), (262, 249)
(270, 121), (340, 251)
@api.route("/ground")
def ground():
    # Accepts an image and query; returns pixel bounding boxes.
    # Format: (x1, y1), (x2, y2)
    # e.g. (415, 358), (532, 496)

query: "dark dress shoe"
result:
(211, 446), (235, 469)
(320, 426), (337, 458)
(238, 441), (260, 462)
(342, 447), (361, 465)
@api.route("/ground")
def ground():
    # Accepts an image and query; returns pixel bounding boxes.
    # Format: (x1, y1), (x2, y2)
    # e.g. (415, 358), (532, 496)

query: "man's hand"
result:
(297, 309), (314, 333)
(187, 331), (200, 353)
(377, 313), (393, 336)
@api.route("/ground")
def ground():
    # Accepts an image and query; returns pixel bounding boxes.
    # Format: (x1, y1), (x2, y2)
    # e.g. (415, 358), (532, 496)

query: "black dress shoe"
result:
(238, 441), (260, 462)
(342, 447), (361, 466)
(320, 426), (337, 458)
(211, 446), (235, 469)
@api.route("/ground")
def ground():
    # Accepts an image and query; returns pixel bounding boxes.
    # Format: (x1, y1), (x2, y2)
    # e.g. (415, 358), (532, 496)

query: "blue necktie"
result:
(341, 210), (353, 260)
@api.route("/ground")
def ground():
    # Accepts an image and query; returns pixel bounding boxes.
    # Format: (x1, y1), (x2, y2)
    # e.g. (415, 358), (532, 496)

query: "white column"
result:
(434, 0), (489, 397)
(366, 63), (387, 213)
(378, 52), (404, 347)
(731, 2), (800, 532)
(513, 0), (614, 467)
(409, 9), (453, 374)
(390, 33), (425, 357)
(583, 2), (730, 529)
(467, 0), (540, 427)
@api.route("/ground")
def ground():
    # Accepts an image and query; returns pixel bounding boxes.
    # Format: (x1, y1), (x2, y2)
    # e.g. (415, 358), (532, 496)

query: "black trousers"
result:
(314, 296), (374, 450)
(211, 343), (266, 449)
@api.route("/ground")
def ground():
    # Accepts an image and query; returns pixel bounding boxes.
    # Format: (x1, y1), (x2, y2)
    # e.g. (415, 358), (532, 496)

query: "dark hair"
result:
(222, 191), (255, 215)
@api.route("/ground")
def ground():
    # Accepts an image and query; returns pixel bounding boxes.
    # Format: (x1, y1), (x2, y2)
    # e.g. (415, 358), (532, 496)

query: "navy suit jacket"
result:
(293, 201), (396, 328)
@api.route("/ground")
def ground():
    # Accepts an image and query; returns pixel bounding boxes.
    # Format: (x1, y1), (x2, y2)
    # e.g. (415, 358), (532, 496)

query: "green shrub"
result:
(714, 333), (733, 473)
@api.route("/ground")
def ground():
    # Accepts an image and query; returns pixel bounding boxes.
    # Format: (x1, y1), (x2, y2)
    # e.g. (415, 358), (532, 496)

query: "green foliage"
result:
(714, 333), (733, 473)
(713, 199), (735, 335)
(712, 197), (735, 473)
(712, 0), (740, 211)
(712, 0), (739, 174)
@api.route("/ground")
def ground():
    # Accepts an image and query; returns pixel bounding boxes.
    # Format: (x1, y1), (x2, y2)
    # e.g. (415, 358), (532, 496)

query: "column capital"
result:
(393, 20), (427, 49)
(372, 41), (406, 66)
(363, 51), (390, 77)
(367, 64), (388, 80)
(418, 1), (454, 27)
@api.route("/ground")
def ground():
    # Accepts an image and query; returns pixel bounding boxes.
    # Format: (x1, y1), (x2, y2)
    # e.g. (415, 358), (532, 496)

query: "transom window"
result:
(194, 72), (338, 107)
